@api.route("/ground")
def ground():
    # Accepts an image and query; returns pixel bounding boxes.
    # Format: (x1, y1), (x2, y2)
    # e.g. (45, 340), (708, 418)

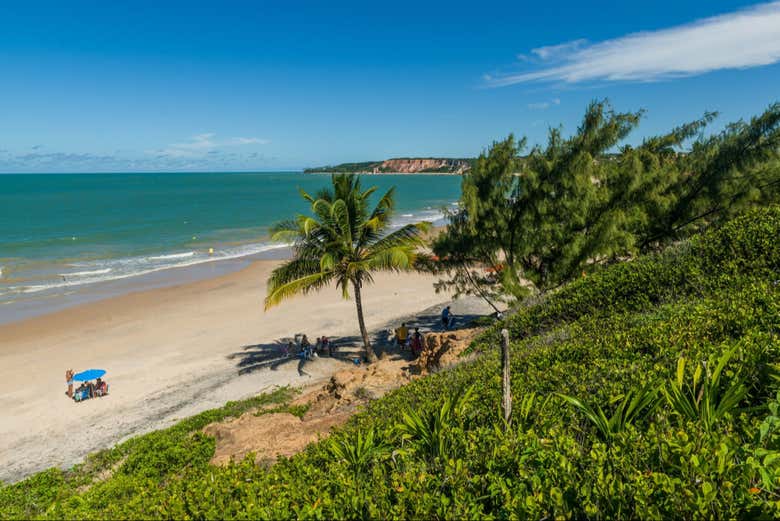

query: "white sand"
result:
(0, 260), (464, 483)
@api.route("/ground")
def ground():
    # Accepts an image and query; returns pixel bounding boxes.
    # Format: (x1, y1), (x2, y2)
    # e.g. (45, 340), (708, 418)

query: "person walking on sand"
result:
(395, 322), (409, 349)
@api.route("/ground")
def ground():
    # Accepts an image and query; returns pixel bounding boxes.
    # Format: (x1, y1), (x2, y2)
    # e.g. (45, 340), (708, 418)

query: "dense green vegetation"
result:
(434, 101), (780, 305)
(304, 161), (382, 174)
(266, 174), (428, 361)
(2, 206), (779, 519)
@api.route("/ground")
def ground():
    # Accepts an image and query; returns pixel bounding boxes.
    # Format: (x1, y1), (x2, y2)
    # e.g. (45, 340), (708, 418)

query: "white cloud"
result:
(227, 137), (271, 145)
(530, 39), (588, 60)
(528, 97), (561, 110)
(154, 133), (269, 158)
(489, 1), (780, 86)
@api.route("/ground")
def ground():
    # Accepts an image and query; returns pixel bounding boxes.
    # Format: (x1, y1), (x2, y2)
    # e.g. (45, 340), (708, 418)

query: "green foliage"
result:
(435, 100), (780, 297)
(327, 428), (390, 475)
(3, 207), (780, 519)
(514, 391), (550, 432)
(303, 161), (381, 174)
(395, 386), (475, 462)
(559, 383), (659, 441)
(265, 173), (429, 360)
(661, 349), (749, 431)
(255, 401), (311, 419)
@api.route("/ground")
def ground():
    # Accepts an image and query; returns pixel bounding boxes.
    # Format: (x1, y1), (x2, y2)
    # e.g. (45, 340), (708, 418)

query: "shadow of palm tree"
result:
(228, 335), (370, 375)
(228, 305), (489, 374)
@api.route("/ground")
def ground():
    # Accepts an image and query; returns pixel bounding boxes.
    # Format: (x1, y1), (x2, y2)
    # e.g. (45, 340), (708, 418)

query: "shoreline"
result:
(0, 254), (487, 483)
(0, 246), (293, 327)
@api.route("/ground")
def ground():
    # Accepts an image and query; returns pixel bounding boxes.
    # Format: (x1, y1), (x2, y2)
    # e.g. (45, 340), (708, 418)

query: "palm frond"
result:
(264, 269), (333, 309)
(298, 187), (316, 203)
(331, 199), (353, 245)
(369, 187), (396, 226)
(269, 218), (303, 241)
(365, 223), (428, 257)
(366, 246), (418, 272)
(266, 258), (322, 287)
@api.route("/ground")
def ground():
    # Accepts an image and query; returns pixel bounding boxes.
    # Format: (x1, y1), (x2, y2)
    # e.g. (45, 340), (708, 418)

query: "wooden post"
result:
(501, 328), (511, 428)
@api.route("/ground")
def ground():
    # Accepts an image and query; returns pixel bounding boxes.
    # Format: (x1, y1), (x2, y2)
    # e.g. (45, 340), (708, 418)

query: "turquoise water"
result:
(0, 172), (460, 309)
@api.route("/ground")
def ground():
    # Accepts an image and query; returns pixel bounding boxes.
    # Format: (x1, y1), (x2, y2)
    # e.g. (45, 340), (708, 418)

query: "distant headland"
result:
(304, 157), (475, 174)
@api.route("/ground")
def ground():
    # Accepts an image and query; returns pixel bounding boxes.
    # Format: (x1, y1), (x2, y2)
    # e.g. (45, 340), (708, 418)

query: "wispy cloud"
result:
(154, 133), (270, 158)
(528, 98), (561, 110)
(488, 1), (780, 86)
(530, 40), (588, 61)
(226, 137), (270, 145)
(0, 133), (273, 172)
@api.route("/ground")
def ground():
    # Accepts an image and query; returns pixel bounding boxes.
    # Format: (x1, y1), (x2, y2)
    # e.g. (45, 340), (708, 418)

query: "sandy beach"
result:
(0, 260), (479, 483)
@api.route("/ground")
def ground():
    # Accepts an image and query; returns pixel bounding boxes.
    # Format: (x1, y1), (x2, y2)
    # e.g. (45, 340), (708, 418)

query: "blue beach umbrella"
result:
(73, 369), (106, 382)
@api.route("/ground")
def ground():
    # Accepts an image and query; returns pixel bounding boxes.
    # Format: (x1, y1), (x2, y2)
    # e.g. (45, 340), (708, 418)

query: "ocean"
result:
(0, 172), (461, 323)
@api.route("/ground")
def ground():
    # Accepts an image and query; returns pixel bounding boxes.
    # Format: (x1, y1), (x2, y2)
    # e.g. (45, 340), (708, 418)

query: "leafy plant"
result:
(395, 386), (475, 460)
(328, 428), (390, 475)
(559, 383), (659, 441)
(661, 348), (748, 431)
(513, 391), (550, 431)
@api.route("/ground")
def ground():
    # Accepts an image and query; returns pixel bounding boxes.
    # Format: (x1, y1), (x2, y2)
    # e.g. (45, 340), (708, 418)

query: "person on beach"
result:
(65, 369), (74, 398)
(300, 334), (312, 359)
(322, 336), (332, 356)
(411, 328), (424, 358)
(395, 322), (409, 349)
(442, 306), (451, 330)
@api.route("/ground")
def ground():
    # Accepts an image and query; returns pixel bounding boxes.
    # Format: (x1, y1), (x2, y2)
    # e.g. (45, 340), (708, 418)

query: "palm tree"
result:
(264, 174), (428, 362)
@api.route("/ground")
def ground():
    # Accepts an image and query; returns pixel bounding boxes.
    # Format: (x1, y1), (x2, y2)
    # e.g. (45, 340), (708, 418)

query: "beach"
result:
(0, 258), (476, 483)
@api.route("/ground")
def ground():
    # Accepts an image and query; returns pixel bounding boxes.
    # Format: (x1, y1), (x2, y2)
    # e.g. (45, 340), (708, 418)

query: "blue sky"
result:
(1, 0), (779, 172)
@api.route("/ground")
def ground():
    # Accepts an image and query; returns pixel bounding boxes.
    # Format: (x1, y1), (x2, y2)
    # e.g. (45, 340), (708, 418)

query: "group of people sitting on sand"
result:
(284, 334), (334, 360)
(65, 369), (108, 401)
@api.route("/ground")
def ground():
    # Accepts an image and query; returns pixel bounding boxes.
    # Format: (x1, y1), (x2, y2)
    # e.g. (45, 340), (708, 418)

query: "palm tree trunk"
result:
(352, 279), (377, 362)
